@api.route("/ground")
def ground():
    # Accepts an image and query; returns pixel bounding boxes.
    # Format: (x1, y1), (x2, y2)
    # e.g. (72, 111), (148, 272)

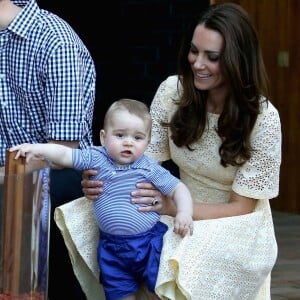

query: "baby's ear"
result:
(99, 129), (106, 146)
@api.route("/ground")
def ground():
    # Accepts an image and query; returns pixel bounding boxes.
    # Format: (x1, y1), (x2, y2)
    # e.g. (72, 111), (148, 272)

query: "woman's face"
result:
(188, 24), (225, 92)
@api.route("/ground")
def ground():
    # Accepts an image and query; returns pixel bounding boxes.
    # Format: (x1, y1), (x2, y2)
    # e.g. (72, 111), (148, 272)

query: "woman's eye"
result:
(189, 47), (198, 54)
(208, 54), (219, 62)
(189, 43), (198, 53)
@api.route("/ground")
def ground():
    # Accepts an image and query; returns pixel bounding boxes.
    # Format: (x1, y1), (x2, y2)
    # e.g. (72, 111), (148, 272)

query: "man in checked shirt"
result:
(0, 0), (96, 298)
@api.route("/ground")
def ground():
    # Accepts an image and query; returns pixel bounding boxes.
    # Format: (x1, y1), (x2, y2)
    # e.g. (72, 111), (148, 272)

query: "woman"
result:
(67, 3), (281, 299)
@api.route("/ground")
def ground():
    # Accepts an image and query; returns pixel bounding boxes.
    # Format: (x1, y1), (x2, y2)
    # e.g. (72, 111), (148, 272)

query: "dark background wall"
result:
(38, 1), (209, 145)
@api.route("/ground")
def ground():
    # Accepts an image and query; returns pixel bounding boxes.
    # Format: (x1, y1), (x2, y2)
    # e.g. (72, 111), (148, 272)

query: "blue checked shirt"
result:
(0, 0), (96, 166)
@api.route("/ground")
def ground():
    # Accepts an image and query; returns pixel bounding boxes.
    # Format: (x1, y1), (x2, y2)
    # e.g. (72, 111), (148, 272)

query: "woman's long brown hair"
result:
(167, 3), (270, 167)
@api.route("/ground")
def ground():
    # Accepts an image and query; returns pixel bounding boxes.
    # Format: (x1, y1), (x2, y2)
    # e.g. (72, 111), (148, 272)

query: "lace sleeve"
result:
(145, 76), (179, 162)
(233, 101), (282, 200)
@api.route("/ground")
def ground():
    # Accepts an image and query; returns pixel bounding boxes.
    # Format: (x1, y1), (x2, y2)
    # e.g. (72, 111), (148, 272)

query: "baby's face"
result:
(100, 111), (150, 166)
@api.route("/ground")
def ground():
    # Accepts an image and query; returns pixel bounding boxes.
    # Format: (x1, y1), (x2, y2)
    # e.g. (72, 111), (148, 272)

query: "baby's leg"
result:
(121, 291), (160, 300)
(120, 294), (136, 300)
(148, 291), (161, 300)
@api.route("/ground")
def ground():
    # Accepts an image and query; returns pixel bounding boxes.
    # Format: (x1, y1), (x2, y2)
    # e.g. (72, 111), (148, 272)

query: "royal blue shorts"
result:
(98, 221), (168, 300)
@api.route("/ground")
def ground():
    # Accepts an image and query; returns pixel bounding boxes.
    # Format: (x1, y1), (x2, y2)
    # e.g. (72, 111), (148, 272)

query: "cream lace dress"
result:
(54, 75), (281, 300)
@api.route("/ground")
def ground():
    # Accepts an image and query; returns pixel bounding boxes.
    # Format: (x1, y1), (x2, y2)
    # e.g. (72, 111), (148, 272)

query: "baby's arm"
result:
(9, 143), (73, 168)
(168, 182), (193, 237)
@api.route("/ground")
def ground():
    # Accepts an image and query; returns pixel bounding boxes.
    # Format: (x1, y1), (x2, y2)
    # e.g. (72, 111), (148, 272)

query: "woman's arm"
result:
(82, 171), (256, 220)
(192, 191), (256, 220)
(132, 183), (256, 220)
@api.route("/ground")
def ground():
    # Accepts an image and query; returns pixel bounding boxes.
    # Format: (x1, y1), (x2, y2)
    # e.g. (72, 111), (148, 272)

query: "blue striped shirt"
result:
(72, 146), (181, 235)
(0, 0), (96, 165)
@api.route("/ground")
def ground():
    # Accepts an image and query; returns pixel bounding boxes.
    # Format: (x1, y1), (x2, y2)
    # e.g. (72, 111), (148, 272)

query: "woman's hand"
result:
(131, 182), (177, 217)
(81, 169), (103, 200)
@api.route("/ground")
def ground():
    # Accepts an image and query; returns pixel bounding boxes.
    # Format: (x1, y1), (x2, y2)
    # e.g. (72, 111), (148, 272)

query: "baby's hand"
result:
(10, 143), (42, 163)
(173, 211), (193, 237)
